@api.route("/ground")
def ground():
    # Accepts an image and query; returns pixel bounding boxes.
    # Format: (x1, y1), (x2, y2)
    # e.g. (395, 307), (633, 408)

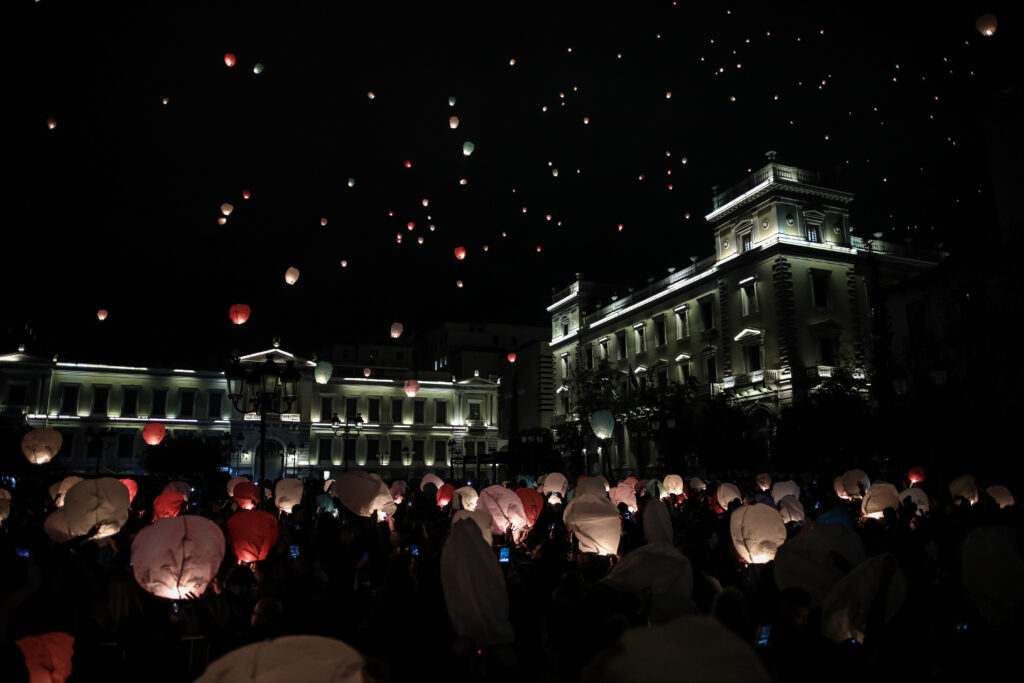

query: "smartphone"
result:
(410, 543), (420, 557)
(15, 548), (30, 559)
(499, 547), (510, 563)
(756, 624), (771, 646)
(289, 544), (300, 559)
(172, 602), (180, 615)
(549, 522), (555, 531)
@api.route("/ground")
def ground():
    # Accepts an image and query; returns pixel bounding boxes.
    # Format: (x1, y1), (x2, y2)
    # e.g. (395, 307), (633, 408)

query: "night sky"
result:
(5, 2), (1017, 367)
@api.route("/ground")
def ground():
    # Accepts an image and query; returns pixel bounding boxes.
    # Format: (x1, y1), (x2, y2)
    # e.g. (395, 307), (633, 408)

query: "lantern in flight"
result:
(63, 478), (131, 539)
(220, 203), (233, 216)
(217, 217), (227, 225)
(390, 322), (403, 339)
(363, 368), (371, 377)
(404, 380), (420, 397)
(229, 304), (251, 325)
(226, 477), (249, 497)
(132, 516), (225, 599)
(314, 361), (333, 384)
(456, 280), (463, 288)
(285, 267), (300, 284)
(224, 53), (236, 67)
(590, 410), (615, 439)
(907, 465), (925, 485)
(320, 217), (328, 226)
(462, 141), (475, 156)
(340, 260), (348, 267)
(403, 160), (411, 168)
(347, 177), (355, 187)
(507, 352), (516, 363)
(142, 422), (166, 446)
(454, 246), (466, 260)
(22, 428), (63, 465)
(226, 509), (279, 562)
(449, 116), (460, 129)
(97, 309), (108, 321)
(46, 118), (57, 130)
(242, 189), (251, 199)
(449, 96), (456, 106)
(253, 62), (264, 74)
(976, 14), (997, 36)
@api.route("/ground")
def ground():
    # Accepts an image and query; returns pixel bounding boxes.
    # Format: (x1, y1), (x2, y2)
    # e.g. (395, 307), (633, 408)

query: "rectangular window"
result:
(616, 330), (627, 359)
(320, 397), (334, 423)
(678, 361), (691, 384)
(121, 388), (139, 417)
(413, 400), (425, 424)
(675, 307), (689, 339)
(560, 353), (569, 380)
(151, 388), (167, 418)
(346, 397), (358, 421)
(179, 390), (195, 418)
(61, 385), (80, 415)
(6, 383), (27, 406)
(599, 339), (608, 360)
(811, 270), (831, 308)
(741, 281), (758, 316)
(368, 398), (380, 423)
(743, 345), (762, 372)
(741, 232), (753, 252)
(434, 440), (446, 464)
(705, 355), (717, 382)
(586, 345), (594, 369)
(391, 438), (404, 462)
(820, 338), (838, 367)
(92, 386), (110, 415)
(319, 437), (333, 462)
(633, 324), (647, 353)
(469, 402), (481, 421)
(654, 317), (667, 347)
(656, 367), (669, 387)
(208, 391), (223, 419)
(413, 439), (425, 461)
(699, 297), (715, 331)
(391, 398), (404, 424)
(435, 401), (447, 424)
(117, 433), (134, 460)
(807, 225), (821, 243)
(367, 437), (380, 462)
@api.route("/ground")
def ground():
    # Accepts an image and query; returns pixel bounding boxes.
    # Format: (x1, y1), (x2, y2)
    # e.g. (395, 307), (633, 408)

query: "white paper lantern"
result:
(420, 473), (444, 491)
(284, 266), (300, 285)
(275, 478), (304, 514)
(540, 472), (568, 497)
(577, 476), (609, 499)
(314, 360), (333, 384)
(0, 489), (10, 524)
(441, 519), (514, 646)
(220, 202), (234, 216)
(730, 503), (786, 564)
(777, 495), (805, 524)
(452, 486), (479, 511)
(899, 487), (930, 516)
(716, 482), (742, 509)
(840, 469), (870, 499)
(478, 485), (528, 535)
(986, 485), (1014, 509)
(132, 516), (226, 600)
(689, 477), (707, 492)
(449, 115), (460, 129)
(50, 475), (83, 508)
(196, 636), (364, 683)
(226, 476), (249, 497)
(861, 482), (900, 519)
(775, 524), (865, 607)
(452, 509), (494, 546)
(22, 428), (63, 464)
(771, 480), (800, 504)
(755, 473), (772, 491)
(609, 482), (638, 512)
(63, 478), (130, 539)
(43, 508), (75, 543)
(564, 493), (621, 556)
(601, 543), (693, 622)
(390, 322), (403, 339)
(821, 553), (906, 644)
(949, 474), (979, 505)
(333, 472), (396, 518)
(163, 481), (191, 502)
(976, 13), (998, 36)
(642, 498), (673, 545)
(663, 474), (685, 495)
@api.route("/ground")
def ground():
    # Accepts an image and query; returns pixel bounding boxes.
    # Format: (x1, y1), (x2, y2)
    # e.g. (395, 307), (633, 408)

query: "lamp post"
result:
(331, 412), (364, 471)
(226, 356), (299, 496)
(448, 438), (464, 483)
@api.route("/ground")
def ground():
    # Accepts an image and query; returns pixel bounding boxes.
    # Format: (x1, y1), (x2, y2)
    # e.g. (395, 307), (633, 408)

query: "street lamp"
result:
(226, 356), (300, 495)
(331, 412), (363, 471)
(448, 438), (464, 483)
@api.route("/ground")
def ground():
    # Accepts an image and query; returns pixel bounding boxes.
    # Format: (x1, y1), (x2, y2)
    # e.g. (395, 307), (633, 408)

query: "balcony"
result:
(731, 369), (781, 388)
(711, 162), (823, 211)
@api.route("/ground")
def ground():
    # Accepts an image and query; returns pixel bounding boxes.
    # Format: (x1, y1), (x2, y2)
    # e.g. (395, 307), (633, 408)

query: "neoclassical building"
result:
(1, 344), (501, 483)
(548, 157), (942, 471)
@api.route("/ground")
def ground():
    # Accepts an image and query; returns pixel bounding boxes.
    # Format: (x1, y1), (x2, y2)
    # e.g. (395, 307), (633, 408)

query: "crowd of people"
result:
(1, 462), (1022, 682)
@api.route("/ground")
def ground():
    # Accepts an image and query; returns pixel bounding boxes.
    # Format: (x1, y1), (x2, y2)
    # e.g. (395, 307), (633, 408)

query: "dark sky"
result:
(4, 1), (1018, 366)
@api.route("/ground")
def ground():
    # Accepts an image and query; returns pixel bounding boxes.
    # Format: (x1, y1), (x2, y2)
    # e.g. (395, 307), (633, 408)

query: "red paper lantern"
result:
(507, 353), (517, 363)
(437, 483), (455, 508)
(403, 160), (412, 168)
(224, 53), (236, 67)
(142, 422), (166, 446)
(908, 465), (925, 485)
(454, 246), (466, 260)
(119, 478), (138, 504)
(233, 482), (260, 510)
(153, 492), (185, 520)
(242, 189), (251, 199)
(536, 245), (542, 252)
(515, 487), (544, 527)
(229, 304), (251, 325)
(226, 509), (279, 562)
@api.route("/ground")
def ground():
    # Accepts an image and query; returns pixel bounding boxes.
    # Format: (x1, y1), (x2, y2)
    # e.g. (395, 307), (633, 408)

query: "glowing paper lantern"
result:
(153, 492), (185, 520)
(777, 495), (805, 524)
(220, 202), (234, 216)
(142, 422), (166, 446)
(449, 116), (460, 129)
(233, 481), (259, 510)
(821, 553), (906, 644)
(716, 482), (742, 509)
(197, 636), (364, 683)
(907, 465), (925, 484)
(976, 13), (998, 36)
(63, 478), (131, 539)
(663, 474), (685, 496)
(506, 352), (516, 363)
(163, 481), (191, 501)
(363, 367), (371, 377)
(590, 410), (615, 439)
(50, 476), (83, 508)
(437, 483), (455, 507)
(347, 177), (355, 187)
(367, 91), (375, 99)
(456, 280), (463, 288)
(453, 486), (479, 511)
(454, 246), (466, 260)
(284, 267), (300, 285)
(389, 480), (407, 504)
(577, 476), (608, 499)
(771, 480), (800, 504)
(462, 141), (475, 156)
(403, 159), (411, 168)
(224, 53), (236, 67)
(899, 487), (930, 516)
(44, 509), (75, 543)
(226, 510), (278, 562)
(320, 217), (328, 226)
(22, 428), (63, 464)
(949, 474), (979, 505)
(421, 473), (444, 491)
(133, 516), (224, 600)
(314, 360), (333, 384)
(15, 633), (74, 683)
(441, 519), (514, 645)
(229, 303), (251, 325)
(479, 485), (529, 535)
(46, 117), (57, 130)
(97, 309), (108, 321)
(333, 471), (396, 518)
(730, 502), (786, 564)
(448, 96), (456, 106)
(563, 493), (621, 555)
(341, 260), (348, 267)
(861, 482), (900, 519)
(515, 487), (544, 527)
(253, 62), (264, 74)
(404, 380), (420, 397)
(0, 489), (10, 524)
(390, 322), (403, 339)
(118, 478), (138, 504)
(541, 472), (569, 497)
(689, 477), (707, 492)
(275, 478), (304, 514)
(986, 485), (1014, 509)
(755, 473), (771, 491)
(609, 482), (638, 512)
(227, 477), (249, 497)
(218, 217), (227, 225)
(840, 469), (871, 499)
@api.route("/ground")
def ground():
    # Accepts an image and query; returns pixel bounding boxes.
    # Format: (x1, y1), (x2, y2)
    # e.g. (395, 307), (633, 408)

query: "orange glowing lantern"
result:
(456, 280), (463, 288)
(403, 160), (412, 168)
(242, 189), (251, 199)
(284, 267), (300, 285)
(407, 222), (415, 230)
(907, 465), (925, 485)
(226, 509), (279, 562)
(97, 309), (108, 321)
(449, 116), (460, 129)
(320, 217), (328, 226)
(22, 428), (63, 465)
(454, 246), (466, 260)
(142, 422), (166, 446)
(404, 380), (420, 397)
(229, 304), (251, 325)
(224, 53), (236, 67)
(119, 478), (138, 504)
(46, 118), (57, 130)
(233, 482), (260, 510)
(976, 13), (998, 36)
(437, 483), (455, 507)
(390, 322), (403, 339)
(340, 260), (348, 267)
(507, 353), (516, 363)
(217, 217), (227, 225)
(153, 492), (185, 520)
(220, 203), (234, 216)
(363, 367), (371, 377)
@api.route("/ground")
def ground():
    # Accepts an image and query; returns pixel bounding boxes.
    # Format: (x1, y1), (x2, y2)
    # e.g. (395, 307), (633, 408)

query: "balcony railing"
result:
(731, 369), (781, 387)
(850, 236), (942, 262)
(712, 162), (823, 210)
(0, 404), (29, 418)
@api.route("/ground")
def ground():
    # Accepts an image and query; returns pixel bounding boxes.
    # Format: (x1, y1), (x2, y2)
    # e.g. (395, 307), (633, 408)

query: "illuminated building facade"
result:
(548, 158), (942, 473)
